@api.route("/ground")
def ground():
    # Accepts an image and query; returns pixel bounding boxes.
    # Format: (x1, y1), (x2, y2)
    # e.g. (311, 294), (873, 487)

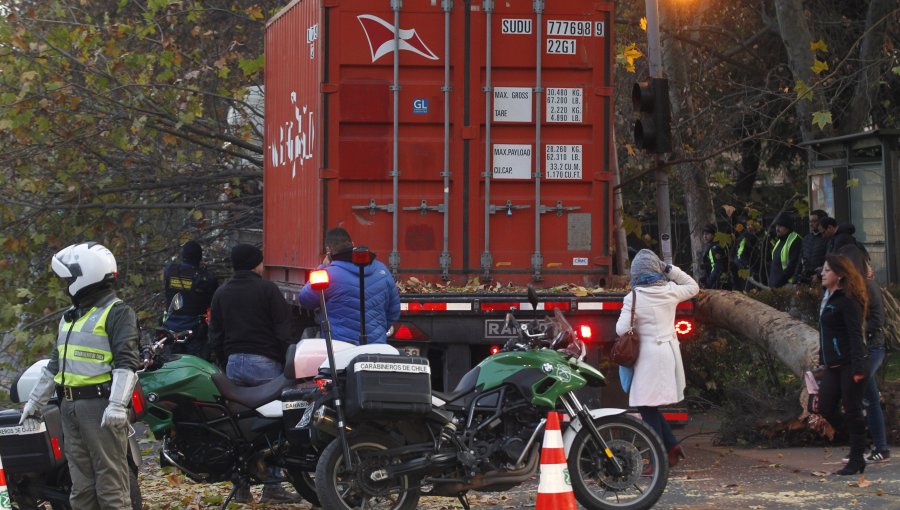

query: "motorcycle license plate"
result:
(0, 423), (47, 435)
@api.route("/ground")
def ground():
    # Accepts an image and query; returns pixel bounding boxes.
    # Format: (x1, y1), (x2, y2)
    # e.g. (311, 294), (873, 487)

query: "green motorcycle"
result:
(138, 326), (319, 508)
(311, 289), (669, 510)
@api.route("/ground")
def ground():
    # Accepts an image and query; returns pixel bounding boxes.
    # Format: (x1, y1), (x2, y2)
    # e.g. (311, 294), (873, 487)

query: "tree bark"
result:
(695, 290), (819, 377)
(772, 0), (833, 141)
(841, 0), (896, 134)
(659, 3), (715, 277)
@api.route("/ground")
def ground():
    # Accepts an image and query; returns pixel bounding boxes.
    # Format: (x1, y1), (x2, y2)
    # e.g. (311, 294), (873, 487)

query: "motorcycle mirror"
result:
(168, 293), (184, 315)
(526, 284), (539, 310)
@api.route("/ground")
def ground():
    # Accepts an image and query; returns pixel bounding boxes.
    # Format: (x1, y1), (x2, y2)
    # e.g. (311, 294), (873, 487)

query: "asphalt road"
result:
(468, 413), (900, 510)
(137, 413), (900, 509)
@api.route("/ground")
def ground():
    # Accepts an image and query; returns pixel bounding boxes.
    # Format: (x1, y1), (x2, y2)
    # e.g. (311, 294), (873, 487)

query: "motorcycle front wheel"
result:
(567, 414), (669, 510)
(315, 434), (419, 510)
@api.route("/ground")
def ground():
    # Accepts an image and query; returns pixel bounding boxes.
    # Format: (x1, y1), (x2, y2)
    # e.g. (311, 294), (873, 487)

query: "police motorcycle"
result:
(141, 290), (411, 509)
(0, 360), (143, 510)
(305, 284), (670, 510)
(138, 292), (322, 508)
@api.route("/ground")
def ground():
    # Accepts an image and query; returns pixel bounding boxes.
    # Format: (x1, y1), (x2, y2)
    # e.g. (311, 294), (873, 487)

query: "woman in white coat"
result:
(616, 249), (699, 467)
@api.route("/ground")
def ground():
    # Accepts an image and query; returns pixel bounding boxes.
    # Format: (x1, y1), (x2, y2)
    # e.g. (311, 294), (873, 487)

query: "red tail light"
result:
(675, 320), (693, 336)
(131, 390), (144, 415)
(490, 345), (501, 355)
(579, 325), (593, 340)
(315, 378), (329, 391)
(50, 436), (63, 460)
(391, 323), (428, 341)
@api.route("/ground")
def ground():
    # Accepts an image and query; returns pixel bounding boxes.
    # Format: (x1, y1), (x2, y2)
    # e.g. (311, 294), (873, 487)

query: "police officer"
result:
(732, 218), (762, 290)
(768, 215), (802, 288)
(700, 223), (730, 289)
(20, 242), (140, 509)
(162, 240), (218, 360)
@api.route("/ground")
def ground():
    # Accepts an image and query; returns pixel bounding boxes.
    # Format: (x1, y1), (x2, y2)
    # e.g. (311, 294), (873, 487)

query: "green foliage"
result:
(0, 1), (277, 380)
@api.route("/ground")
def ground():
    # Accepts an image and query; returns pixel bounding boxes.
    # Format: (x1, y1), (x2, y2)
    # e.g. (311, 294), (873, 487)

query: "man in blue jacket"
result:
(299, 228), (401, 344)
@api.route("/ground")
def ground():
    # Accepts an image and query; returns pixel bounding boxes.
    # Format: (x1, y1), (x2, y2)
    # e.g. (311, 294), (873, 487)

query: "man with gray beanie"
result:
(207, 243), (299, 503)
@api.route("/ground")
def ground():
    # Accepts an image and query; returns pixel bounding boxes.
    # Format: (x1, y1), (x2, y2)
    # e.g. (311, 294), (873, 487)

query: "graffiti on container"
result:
(357, 14), (438, 62)
(269, 91), (315, 179)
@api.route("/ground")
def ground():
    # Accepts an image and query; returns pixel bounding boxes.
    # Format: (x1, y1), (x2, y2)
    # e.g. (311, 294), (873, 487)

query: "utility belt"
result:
(56, 381), (111, 401)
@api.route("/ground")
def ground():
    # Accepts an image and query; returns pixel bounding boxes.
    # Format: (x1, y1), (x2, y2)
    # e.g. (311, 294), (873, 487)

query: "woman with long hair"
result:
(818, 253), (869, 475)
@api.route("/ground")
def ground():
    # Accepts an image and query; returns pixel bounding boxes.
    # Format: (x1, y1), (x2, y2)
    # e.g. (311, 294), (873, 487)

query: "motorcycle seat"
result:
(319, 344), (400, 374)
(211, 373), (290, 410)
(431, 366), (481, 405)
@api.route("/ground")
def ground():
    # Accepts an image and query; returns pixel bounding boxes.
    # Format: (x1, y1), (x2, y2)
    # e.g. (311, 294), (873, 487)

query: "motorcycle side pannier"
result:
(344, 354), (431, 418)
(0, 405), (66, 473)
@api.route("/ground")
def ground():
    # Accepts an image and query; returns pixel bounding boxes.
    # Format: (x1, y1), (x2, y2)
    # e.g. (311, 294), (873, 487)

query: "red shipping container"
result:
(265, 0), (614, 287)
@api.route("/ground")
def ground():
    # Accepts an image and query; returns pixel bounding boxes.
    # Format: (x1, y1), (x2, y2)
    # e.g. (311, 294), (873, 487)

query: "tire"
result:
(285, 468), (320, 507)
(567, 414), (668, 510)
(129, 471), (142, 510)
(314, 435), (420, 510)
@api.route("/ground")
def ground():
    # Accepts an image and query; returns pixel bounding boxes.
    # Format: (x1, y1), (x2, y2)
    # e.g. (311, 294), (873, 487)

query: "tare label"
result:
(546, 88), (583, 123)
(545, 144), (583, 180)
(493, 144), (532, 180)
(493, 87), (532, 122)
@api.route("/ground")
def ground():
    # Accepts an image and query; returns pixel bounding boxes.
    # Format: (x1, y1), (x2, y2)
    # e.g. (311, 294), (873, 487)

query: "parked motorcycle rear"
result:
(0, 360), (143, 510)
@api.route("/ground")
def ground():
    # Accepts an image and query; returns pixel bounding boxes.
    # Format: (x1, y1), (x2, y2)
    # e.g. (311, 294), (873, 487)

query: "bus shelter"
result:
(802, 129), (900, 283)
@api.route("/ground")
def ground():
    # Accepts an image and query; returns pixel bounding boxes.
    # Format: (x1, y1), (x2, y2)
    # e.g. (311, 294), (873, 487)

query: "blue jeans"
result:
(225, 353), (284, 490)
(226, 353), (283, 387)
(864, 345), (889, 452)
(638, 406), (678, 451)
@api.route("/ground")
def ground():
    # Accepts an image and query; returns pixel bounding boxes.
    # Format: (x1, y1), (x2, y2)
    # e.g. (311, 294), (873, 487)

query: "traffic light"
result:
(632, 77), (672, 154)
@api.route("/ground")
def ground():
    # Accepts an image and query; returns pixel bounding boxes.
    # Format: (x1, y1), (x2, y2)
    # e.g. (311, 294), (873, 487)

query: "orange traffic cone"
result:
(0, 452), (12, 510)
(535, 411), (577, 510)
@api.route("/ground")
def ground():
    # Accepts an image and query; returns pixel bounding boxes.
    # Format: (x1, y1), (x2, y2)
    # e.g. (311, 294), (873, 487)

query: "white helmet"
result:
(51, 242), (118, 297)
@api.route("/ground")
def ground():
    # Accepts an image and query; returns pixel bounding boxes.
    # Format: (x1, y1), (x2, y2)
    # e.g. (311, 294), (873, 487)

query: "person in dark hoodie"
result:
(799, 210), (828, 283)
(298, 227), (401, 345)
(162, 240), (218, 359)
(207, 243), (299, 503)
(817, 253), (869, 476)
(768, 214), (802, 288)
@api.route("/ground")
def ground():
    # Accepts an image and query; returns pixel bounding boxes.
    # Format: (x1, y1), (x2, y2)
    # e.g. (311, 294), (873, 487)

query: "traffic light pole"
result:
(645, 0), (672, 264)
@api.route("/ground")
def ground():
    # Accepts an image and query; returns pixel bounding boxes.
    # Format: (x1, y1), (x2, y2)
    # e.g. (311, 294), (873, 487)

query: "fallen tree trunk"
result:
(695, 289), (819, 377)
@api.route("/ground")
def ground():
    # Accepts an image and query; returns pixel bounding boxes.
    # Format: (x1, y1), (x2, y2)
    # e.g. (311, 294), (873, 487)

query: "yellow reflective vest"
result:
(54, 296), (121, 387)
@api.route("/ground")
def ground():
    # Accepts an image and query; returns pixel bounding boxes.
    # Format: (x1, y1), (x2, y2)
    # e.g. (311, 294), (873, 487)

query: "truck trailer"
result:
(262, 0), (694, 412)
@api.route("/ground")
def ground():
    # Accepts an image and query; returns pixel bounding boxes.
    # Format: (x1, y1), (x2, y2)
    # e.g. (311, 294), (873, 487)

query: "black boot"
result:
(835, 432), (867, 476)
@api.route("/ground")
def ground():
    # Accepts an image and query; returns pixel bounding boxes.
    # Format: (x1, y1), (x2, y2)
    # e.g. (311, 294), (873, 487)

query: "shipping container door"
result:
(264, 0), (323, 277)
(468, 1), (614, 285)
(326, 1), (455, 278)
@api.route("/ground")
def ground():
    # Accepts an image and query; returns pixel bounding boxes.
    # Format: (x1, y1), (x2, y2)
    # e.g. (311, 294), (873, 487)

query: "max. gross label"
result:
(354, 362), (431, 374)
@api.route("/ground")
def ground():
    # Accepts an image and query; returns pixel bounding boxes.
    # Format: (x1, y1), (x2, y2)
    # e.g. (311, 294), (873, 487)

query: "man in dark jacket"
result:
(162, 240), (218, 359)
(699, 223), (730, 289)
(299, 227), (401, 345)
(821, 217), (839, 253)
(768, 214), (802, 288)
(207, 243), (298, 503)
(799, 210), (828, 283)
